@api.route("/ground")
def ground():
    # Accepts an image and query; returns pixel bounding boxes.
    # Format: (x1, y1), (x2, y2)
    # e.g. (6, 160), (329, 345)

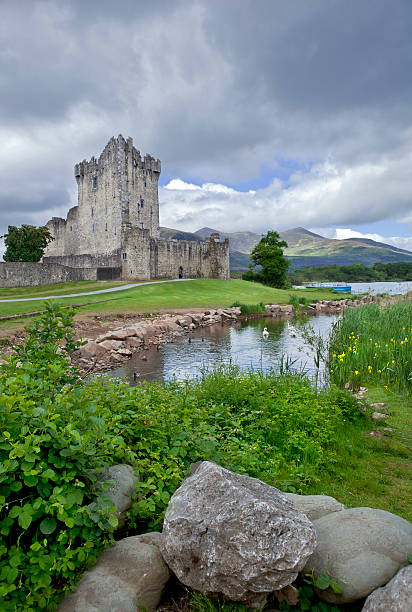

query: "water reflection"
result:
(107, 315), (337, 385)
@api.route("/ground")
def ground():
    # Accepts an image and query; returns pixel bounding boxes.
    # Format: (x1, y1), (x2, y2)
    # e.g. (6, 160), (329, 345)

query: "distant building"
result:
(44, 135), (229, 281)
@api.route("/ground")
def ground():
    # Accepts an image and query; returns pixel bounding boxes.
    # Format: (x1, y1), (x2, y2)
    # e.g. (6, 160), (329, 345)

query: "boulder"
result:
(372, 411), (389, 420)
(99, 340), (123, 351)
(284, 493), (345, 521)
(304, 507), (412, 604)
(95, 464), (138, 527)
(57, 534), (170, 612)
(362, 565), (412, 611)
(78, 340), (105, 360)
(103, 328), (137, 341)
(160, 461), (316, 607)
(126, 337), (144, 349)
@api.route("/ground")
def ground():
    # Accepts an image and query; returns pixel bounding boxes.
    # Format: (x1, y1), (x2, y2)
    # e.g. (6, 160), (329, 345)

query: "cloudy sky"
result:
(1, 0), (411, 255)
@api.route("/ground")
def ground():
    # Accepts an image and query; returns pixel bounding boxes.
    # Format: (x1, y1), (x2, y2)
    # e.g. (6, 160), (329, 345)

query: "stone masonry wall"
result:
(121, 229), (230, 281)
(0, 262), (98, 287)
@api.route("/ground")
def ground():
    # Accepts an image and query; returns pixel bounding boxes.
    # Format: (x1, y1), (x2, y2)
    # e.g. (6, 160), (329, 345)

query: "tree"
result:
(3, 224), (54, 262)
(243, 230), (290, 288)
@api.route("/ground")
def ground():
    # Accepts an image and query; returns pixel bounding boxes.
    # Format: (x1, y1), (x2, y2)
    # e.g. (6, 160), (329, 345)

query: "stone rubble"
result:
(55, 461), (412, 612)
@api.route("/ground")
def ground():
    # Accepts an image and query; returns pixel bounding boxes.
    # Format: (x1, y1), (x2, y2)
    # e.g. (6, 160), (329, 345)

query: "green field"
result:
(0, 279), (340, 324)
(0, 280), (128, 300)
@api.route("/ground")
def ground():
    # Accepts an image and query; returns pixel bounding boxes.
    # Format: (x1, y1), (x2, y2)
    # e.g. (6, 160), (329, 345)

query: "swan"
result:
(262, 327), (269, 339)
(287, 322), (297, 337)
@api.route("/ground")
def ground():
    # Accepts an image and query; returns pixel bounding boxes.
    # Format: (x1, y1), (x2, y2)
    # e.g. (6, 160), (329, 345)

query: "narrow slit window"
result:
(91, 207), (94, 217)
(92, 177), (98, 189)
(92, 223), (95, 233)
(122, 253), (127, 260)
(105, 223), (108, 231)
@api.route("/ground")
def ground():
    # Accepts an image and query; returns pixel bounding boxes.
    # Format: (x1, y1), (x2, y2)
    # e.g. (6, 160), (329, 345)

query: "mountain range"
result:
(159, 226), (412, 272)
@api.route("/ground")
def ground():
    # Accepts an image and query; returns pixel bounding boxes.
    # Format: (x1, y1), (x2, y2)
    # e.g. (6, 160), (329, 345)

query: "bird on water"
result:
(262, 327), (269, 339)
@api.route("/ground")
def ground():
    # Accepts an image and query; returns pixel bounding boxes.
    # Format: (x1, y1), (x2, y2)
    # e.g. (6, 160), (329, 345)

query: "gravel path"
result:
(0, 278), (193, 303)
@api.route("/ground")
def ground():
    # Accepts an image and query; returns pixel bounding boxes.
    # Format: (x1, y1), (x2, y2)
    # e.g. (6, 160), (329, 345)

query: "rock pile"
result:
(75, 307), (242, 371)
(57, 461), (412, 611)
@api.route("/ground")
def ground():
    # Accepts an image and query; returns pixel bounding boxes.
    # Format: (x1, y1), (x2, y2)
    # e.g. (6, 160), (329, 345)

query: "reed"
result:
(328, 301), (412, 394)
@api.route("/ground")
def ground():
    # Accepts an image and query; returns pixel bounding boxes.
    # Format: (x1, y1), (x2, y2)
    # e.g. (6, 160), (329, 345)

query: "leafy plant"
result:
(0, 304), (119, 610)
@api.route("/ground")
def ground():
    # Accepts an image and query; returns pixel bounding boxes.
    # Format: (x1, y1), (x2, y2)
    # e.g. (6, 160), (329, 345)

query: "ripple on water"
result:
(106, 314), (338, 385)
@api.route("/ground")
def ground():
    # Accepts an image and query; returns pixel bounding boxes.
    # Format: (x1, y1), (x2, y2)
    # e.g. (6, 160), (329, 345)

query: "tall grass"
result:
(230, 300), (266, 314)
(328, 301), (412, 394)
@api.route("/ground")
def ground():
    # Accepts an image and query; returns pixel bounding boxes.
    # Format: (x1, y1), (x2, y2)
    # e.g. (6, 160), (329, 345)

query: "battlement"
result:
(74, 135), (161, 178)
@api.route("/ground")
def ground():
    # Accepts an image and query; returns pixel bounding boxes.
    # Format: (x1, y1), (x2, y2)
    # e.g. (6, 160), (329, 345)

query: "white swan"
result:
(262, 327), (269, 339)
(287, 322), (297, 337)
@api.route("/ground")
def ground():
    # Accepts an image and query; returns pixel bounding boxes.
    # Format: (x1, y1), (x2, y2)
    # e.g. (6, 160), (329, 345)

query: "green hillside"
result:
(160, 226), (412, 272)
(195, 226), (412, 271)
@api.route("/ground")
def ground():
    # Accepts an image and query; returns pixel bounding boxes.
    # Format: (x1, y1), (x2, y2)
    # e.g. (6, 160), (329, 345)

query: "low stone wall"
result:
(0, 262), (99, 287)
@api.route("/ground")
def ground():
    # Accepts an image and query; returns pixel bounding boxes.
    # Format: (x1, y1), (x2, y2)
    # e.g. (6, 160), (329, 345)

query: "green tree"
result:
(244, 230), (290, 288)
(3, 224), (54, 262)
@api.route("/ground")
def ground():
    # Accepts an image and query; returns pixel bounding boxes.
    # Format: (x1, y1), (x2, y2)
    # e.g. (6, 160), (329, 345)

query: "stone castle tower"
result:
(44, 135), (229, 281)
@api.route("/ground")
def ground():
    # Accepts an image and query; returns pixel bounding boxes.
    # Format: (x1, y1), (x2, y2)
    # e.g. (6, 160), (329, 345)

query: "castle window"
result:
(70, 226), (72, 231)
(141, 169), (146, 177)
(91, 207), (94, 217)
(92, 223), (95, 232)
(144, 181), (147, 188)
(122, 253), (127, 260)
(92, 177), (98, 189)
(114, 227), (117, 235)
(105, 223), (108, 231)
(140, 197), (144, 208)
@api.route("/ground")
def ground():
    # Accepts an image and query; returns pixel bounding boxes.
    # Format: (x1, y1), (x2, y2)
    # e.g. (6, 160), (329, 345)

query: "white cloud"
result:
(312, 228), (412, 253)
(159, 147), (412, 236)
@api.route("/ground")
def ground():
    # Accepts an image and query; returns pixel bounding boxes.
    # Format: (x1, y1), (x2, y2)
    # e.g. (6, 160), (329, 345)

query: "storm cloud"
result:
(0, 0), (411, 250)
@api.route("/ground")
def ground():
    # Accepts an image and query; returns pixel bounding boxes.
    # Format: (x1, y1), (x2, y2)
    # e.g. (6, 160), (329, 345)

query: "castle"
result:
(43, 135), (229, 281)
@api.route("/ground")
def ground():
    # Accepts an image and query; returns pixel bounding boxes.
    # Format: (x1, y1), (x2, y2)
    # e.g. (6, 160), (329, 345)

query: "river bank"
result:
(70, 296), (375, 375)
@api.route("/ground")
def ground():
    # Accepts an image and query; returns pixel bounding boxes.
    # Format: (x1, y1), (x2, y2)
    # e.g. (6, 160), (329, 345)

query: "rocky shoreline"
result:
(73, 296), (375, 374)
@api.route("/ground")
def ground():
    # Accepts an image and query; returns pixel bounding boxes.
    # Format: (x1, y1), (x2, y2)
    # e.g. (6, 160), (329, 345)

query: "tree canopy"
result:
(3, 225), (54, 262)
(243, 230), (290, 288)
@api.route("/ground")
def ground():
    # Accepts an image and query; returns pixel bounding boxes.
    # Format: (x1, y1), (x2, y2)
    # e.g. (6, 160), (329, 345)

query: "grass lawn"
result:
(0, 279), (341, 328)
(0, 279), (128, 300)
(307, 386), (412, 521)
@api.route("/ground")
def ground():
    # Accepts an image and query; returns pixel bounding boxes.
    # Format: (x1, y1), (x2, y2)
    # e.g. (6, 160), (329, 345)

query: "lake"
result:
(106, 314), (337, 385)
(350, 281), (412, 295)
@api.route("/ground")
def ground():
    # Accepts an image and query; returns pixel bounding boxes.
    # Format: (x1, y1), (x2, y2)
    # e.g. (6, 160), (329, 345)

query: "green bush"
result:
(0, 304), (120, 610)
(231, 301), (266, 315)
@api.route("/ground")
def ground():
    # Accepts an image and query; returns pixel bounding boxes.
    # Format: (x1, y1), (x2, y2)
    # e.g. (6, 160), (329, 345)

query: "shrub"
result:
(0, 304), (119, 610)
(231, 301), (266, 315)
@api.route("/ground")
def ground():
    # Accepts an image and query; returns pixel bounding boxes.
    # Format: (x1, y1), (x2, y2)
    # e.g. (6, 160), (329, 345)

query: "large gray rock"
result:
(95, 464), (138, 528)
(304, 507), (412, 604)
(362, 566), (412, 611)
(57, 534), (170, 612)
(160, 461), (316, 606)
(284, 493), (345, 521)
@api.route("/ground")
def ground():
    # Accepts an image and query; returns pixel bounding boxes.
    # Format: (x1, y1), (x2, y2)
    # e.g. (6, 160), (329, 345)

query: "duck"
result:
(262, 327), (269, 339)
